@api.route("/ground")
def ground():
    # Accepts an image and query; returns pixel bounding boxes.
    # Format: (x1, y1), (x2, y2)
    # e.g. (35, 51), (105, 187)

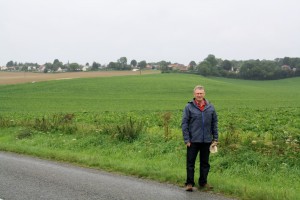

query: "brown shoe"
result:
(199, 184), (213, 190)
(185, 184), (193, 192)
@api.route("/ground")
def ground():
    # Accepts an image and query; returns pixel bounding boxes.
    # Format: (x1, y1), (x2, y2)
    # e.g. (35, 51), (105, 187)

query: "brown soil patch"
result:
(0, 70), (159, 85)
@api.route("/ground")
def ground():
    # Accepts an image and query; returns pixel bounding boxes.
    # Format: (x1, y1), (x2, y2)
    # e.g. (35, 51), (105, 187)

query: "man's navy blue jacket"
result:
(182, 99), (218, 144)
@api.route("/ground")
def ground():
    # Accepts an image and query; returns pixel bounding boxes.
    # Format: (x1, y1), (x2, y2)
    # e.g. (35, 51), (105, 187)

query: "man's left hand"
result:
(211, 141), (218, 147)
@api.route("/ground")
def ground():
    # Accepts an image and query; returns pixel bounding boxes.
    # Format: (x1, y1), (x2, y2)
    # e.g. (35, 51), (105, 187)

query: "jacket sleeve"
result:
(211, 107), (218, 141)
(181, 105), (191, 143)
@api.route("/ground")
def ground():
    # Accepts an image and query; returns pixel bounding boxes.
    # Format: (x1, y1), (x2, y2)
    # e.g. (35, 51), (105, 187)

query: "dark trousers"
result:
(186, 142), (211, 187)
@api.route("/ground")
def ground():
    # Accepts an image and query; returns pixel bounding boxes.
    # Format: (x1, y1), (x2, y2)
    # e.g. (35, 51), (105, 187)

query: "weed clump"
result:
(101, 117), (144, 142)
(162, 112), (172, 141)
(0, 116), (15, 128)
(16, 129), (33, 139)
(115, 117), (144, 142)
(33, 113), (77, 134)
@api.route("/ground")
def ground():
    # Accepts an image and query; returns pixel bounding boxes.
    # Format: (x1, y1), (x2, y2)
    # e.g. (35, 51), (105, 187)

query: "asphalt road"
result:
(0, 151), (234, 200)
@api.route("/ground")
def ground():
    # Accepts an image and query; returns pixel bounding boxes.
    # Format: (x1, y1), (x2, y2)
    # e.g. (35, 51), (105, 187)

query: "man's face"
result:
(194, 89), (205, 102)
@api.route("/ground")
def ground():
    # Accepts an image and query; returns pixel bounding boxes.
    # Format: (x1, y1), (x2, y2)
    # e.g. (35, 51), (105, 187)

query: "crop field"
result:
(0, 70), (159, 85)
(1, 72), (299, 113)
(0, 73), (299, 200)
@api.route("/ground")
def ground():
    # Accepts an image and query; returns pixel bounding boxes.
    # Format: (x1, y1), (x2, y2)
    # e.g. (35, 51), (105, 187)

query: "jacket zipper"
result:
(202, 111), (205, 142)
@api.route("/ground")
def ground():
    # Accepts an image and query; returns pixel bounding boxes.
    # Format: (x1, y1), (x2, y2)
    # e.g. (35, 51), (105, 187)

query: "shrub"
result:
(114, 117), (144, 142)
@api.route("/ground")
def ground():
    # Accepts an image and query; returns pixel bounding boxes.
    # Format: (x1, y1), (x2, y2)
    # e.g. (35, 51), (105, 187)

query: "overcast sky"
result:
(1, 0), (299, 66)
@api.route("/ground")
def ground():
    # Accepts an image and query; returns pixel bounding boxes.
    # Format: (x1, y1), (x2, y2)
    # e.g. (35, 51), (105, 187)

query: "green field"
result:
(0, 73), (299, 200)
(1, 73), (300, 113)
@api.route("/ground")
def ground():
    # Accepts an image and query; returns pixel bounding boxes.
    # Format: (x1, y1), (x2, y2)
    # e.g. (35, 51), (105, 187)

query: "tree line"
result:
(5, 55), (300, 80)
(182, 55), (300, 80)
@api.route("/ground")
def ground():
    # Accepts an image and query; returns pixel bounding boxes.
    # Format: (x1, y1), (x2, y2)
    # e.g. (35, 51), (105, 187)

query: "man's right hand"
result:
(186, 142), (191, 147)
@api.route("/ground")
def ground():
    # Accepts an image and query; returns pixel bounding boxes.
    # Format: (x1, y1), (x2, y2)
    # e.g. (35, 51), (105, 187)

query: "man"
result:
(181, 85), (218, 191)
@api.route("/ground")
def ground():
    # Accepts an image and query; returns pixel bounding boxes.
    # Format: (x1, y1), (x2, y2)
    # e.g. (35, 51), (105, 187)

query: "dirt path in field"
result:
(0, 71), (159, 85)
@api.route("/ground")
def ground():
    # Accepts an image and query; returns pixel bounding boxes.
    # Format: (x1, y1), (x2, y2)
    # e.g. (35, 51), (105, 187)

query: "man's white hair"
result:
(193, 85), (205, 92)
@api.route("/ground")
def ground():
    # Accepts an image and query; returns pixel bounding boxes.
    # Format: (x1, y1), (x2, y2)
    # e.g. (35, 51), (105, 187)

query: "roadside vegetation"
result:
(0, 73), (299, 200)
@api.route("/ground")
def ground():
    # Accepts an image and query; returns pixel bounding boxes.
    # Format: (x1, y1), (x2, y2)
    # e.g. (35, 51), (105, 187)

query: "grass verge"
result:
(0, 109), (299, 200)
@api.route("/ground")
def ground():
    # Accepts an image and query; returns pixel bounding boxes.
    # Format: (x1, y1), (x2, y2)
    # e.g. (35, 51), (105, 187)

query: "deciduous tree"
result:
(118, 57), (128, 70)
(137, 60), (147, 69)
(91, 62), (100, 71)
(188, 61), (197, 71)
(130, 59), (137, 68)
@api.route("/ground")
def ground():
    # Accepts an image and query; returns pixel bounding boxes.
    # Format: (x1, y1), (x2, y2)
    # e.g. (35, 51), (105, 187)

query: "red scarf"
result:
(194, 99), (206, 111)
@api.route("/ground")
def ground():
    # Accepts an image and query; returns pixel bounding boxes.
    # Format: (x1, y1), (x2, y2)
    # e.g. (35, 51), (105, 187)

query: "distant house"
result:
(7, 66), (17, 71)
(145, 64), (155, 69)
(57, 67), (63, 72)
(168, 63), (188, 71)
(82, 66), (90, 71)
(0, 66), (8, 71)
(292, 68), (297, 72)
(281, 65), (291, 70)
(39, 65), (46, 72)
